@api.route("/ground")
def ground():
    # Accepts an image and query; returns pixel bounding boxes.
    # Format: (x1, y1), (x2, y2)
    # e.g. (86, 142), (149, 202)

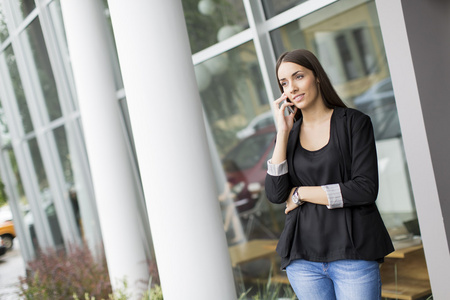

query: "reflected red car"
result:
(222, 125), (276, 213)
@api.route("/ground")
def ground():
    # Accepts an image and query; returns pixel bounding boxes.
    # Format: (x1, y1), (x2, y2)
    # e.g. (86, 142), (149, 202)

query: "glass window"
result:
(196, 42), (272, 157)
(269, 1), (431, 298)
(196, 42), (288, 295)
(11, 0), (36, 23)
(5, 147), (40, 252)
(0, 101), (10, 146)
(53, 126), (73, 186)
(262, 0), (308, 19)
(0, 2), (9, 43)
(182, 0), (249, 54)
(27, 137), (64, 248)
(22, 18), (63, 122)
(3, 45), (34, 133)
(52, 125), (83, 236)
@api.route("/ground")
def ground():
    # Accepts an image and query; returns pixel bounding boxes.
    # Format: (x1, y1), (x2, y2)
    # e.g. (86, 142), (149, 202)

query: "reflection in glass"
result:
(271, 3), (386, 102)
(100, 0), (124, 90)
(27, 138), (64, 247)
(196, 44), (271, 157)
(182, 0), (249, 53)
(196, 42), (287, 295)
(6, 148), (40, 251)
(3, 45), (34, 133)
(0, 2), (9, 43)
(53, 126), (73, 185)
(270, 1), (431, 298)
(53, 125), (82, 236)
(11, 0), (36, 22)
(0, 101), (10, 145)
(262, 0), (308, 19)
(23, 18), (63, 121)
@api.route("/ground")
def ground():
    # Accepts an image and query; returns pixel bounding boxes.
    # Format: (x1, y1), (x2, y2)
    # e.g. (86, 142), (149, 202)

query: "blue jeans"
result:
(286, 259), (381, 300)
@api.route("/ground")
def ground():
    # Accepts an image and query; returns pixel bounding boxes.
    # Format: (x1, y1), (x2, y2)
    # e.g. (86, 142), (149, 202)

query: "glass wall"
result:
(0, 0), (103, 261)
(3, 45), (34, 133)
(22, 17), (63, 121)
(182, 0), (249, 53)
(184, 0), (431, 298)
(262, 0), (308, 19)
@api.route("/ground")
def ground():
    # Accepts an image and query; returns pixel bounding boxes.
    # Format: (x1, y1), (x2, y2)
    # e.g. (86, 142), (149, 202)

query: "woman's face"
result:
(277, 62), (321, 111)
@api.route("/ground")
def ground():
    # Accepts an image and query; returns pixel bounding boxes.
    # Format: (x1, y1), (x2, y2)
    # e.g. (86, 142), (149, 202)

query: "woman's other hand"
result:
(285, 186), (299, 214)
(274, 93), (297, 133)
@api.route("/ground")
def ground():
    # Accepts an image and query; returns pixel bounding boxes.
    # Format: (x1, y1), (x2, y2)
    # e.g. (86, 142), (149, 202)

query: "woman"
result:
(265, 49), (394, 299)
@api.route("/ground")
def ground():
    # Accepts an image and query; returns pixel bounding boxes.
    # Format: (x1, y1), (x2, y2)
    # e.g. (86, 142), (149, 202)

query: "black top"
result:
(265, 107), (394, 270)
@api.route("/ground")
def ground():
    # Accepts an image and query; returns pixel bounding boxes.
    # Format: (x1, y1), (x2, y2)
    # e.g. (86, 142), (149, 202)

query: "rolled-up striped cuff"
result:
(267, 159), (288, 176)
(322, 184), (343, 209)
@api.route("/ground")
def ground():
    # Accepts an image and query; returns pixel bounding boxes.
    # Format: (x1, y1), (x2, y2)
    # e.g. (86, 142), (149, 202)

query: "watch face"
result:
(292, 192), (299, 204)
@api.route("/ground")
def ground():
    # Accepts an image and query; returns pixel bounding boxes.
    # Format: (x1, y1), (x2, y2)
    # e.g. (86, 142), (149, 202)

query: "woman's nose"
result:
(289, 84), (298, 95)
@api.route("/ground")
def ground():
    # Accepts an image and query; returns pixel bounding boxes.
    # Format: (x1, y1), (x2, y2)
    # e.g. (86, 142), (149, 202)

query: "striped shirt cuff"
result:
(322, 184), (343, 209)
(267, 159), (288, 176)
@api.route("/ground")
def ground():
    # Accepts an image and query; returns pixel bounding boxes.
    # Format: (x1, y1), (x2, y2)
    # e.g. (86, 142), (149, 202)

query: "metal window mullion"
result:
(192, 28), (253, 65)
(36, 0), (100, 245)
(12, 31), (64, 248)
(243, 0), (279, 107)
(36, 0), (75, 115)
(18, 138), (56, 248)
(2, 0), (56, 248)
(11, 8), (38, 35)
(262, 0), (338, 32)
(0, 36), (12, 52)
(0, 49), (26, 137)
(65, 117), (101, 235)
(0, 53), (39, 258)
(39, 0), (52, 8)
(0, 45), (54, 250)
(18, 1), (80, 246)
(69, 117), (98, 210)
(13, 23), (50, 128)
(0, 150), (34, 260)
(40, 128), (80, 247)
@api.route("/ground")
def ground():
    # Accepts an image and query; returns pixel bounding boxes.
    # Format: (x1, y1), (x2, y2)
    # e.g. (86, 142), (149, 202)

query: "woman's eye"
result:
(296, 74), (303, 80)
(280, 82), (287, 87)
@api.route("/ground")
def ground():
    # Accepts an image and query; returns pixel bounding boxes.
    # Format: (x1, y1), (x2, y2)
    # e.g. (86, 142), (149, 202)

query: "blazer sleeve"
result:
(265, 172), (292, 204)
(339, 113), (379, 207)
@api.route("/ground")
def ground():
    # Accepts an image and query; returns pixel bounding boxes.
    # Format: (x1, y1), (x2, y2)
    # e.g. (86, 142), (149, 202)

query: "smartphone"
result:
(281, 97), (295, 115)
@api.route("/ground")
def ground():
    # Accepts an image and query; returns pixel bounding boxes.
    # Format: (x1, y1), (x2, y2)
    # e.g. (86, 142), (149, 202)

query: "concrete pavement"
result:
(0, 239), (26, 299)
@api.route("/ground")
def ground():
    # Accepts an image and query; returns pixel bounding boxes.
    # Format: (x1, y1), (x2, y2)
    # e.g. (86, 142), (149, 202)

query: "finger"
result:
(273, 93), (288, 107)
(279, 101), (295, 114)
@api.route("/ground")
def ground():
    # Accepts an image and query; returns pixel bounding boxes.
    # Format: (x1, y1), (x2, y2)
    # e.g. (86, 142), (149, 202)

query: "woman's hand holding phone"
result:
(273, 93), (297, 133)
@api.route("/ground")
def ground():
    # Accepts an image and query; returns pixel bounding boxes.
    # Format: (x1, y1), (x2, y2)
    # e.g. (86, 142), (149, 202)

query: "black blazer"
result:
(266, 107), (394, 263)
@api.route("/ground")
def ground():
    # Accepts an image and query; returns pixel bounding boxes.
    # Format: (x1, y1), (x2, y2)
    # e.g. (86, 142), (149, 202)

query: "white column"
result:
(375, 0), (450, 298)
(106, 1), (236, 299)
(59, 0), (148, 296)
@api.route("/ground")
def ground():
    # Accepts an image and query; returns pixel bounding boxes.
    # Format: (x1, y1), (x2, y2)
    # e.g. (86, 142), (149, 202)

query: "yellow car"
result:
(0, 220), (16, 250)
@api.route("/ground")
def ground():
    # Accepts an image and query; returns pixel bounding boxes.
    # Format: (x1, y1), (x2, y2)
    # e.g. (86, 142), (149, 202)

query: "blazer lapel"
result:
(333, 107), (352, 181)
(287, 119), (302, 186)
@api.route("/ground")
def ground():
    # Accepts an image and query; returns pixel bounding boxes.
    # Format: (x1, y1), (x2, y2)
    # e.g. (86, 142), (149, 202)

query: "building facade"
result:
(0, 0), (448, 299)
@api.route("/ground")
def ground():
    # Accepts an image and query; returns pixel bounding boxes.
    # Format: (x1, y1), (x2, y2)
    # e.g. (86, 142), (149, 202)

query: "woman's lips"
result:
(292, 94), (304, 102)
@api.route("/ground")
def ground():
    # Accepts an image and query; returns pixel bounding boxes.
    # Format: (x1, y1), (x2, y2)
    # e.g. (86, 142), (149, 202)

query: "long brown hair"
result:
(276, 49), (347, 118)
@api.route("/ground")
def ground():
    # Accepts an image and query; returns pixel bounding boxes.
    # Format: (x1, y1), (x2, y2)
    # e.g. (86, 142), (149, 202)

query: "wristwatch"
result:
(292, 187), (302, 205)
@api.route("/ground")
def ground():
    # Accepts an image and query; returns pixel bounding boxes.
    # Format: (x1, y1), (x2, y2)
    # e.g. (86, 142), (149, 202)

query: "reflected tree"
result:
(0, 180), (6, 207)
